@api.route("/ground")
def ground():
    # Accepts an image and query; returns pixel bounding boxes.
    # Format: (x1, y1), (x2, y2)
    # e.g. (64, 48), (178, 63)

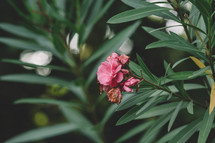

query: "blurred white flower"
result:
(166, 20), (184, 35)
(66, 33), (80, 54)
(118, 39), (133, 55)
(20, 50), (52, 76)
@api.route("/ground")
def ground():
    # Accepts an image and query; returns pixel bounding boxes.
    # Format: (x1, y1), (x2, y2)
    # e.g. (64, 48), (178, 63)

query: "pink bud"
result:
(120, 55), (129, 65)
(123, 77), (140, 92)
(107, 52), (119, 62)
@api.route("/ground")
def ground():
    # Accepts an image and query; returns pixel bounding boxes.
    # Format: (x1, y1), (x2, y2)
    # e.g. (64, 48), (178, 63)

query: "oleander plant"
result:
(1, 0), (215, 143)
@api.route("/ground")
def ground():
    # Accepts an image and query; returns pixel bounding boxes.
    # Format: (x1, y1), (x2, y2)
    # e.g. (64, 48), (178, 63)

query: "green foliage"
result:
(106, 0), (215, 142)
(1, 0), (215, 142)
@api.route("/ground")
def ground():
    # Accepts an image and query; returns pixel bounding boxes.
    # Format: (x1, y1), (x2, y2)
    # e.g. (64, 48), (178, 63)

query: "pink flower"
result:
(107, 87), (122, 104)
(97, 60), (123, 87)
(97, 52), (140, 105)
(123, 77), (140, 92)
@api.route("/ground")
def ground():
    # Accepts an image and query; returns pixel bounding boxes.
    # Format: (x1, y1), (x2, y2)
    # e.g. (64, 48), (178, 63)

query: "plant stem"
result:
(167, 0), (192, 42)
(131, 70), (207, 108)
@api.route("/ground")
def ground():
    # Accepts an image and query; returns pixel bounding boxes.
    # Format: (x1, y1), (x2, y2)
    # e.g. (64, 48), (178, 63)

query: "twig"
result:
(167, 0), (192, 42)
(130, 70), (207, 108)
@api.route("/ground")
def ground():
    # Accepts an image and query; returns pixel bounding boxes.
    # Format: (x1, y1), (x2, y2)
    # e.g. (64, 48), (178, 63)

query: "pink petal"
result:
(97, 62), (112, 85)
(123, 85), (133, 92)
(124, 77), (140, 86)
(115, 72), (124, 83)
(121, 69), (129, 74)
(120, 55), (129, 64)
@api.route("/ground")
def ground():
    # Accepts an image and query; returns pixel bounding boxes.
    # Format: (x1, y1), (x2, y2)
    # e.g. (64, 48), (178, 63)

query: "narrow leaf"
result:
(5, 123), (78, 143)
(167, 71), (194, 80)
(116, 90), (156, 111)
(115, 120), (154, 143)
(122, 0), (151, 8)
(129, 60), (153, 82)
(138, 113), (172, 143)
(1, 59), (71, 73)
(0, 37), (41, 51)
(136, 102), (185, 119)
(169, 117), (202, 143)
(188, 66), (210, 79)
(198, 108), (215, 143)
(187, 101), (194, 114)
(146, 40), (201, 53)
(136, 96), (158, 115)
(172, 57), (190, 69)
(136, 53), (157, 82)
(14, 98), (79, 108)
(142, 26), (170, 40)
(168, 101), (183, 131)
(0, 74), (86, 102)
(209, 82), (215, 114)
(82, 0), (114, 43)
(157, 125), (186, 143)
(190, 56), (213, 79)
(0, 74), (70, 86)
(116, 105), (142, 126)
(107, 6), (170, 24)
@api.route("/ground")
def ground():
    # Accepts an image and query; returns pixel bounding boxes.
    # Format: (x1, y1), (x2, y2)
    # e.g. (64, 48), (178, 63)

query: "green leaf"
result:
(0, 74), (86, 102)
(136, 53), (157, 82)
(157, 125), (186, 143)
(188, 66), (210, 79)
(60, 106), (102, 143)
(136, 102), (186, 119)
(14, 98), (79, 108)
(146, 33), (208, 62)
(0, 23), (39, 39)
(146, 40), (201, 53)
(0, 74), (70, 86)
(122, 0), (151, 8)
(107, 6), (170, 24)
(123, 0), (180, 22)
(142, 26), (170, 40)
(80, 0), (93, 23)
(116, 90), (156, 111)
(8, 0), (32, 22)
(81, 0), (114, 43)
(136, 96), (164, 115)
(169, 117), (202, 143)
(115, 120), (154, 143)
(100, 104), (117, 127)
(129, 60), (153, 82)
(0, 24), (58, 56)
(167, 83), (205, 92)
(85, 21), (140, 67)
(1, 59), (71, 73)
(5, 123), (78, 143)
(52, 24), (66, 55)
(168, 101), (183, 131)
(190, 0), (212, 17)
(138, 113), (172, 143)
(198, 108), (215, 143)
(0, 37), (41, 51)
(172, 57), (190, 69)
(86, 21), (140, 86)
(116, 105), (142, 126)
(167, 71), (197, 80)
(187, 101), (194, 114)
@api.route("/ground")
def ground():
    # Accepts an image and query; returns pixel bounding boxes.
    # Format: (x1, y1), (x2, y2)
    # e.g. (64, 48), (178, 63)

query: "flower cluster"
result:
(97, 53), (140, 104)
